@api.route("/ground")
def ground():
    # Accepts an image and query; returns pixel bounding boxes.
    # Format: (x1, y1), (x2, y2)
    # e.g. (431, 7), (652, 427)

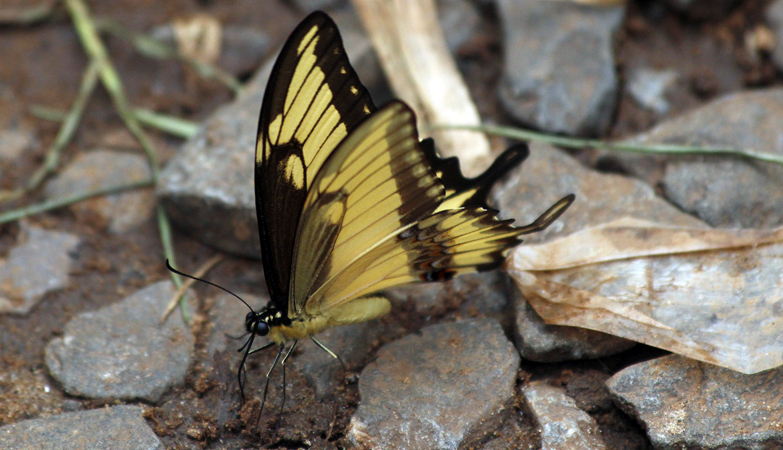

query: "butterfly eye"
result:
(254, 321), (270, 336)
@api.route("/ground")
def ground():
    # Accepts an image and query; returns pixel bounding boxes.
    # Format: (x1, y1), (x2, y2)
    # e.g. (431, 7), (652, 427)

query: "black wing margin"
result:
(255, 12), (376, 314)
(419, 138), (529, 211)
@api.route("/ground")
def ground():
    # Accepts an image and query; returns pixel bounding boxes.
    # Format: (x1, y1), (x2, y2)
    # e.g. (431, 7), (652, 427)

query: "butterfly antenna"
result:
(165, 259), (255, 313)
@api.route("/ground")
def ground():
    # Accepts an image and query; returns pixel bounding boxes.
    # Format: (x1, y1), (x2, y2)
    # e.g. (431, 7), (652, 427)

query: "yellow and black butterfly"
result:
(198, 11), (573, 425)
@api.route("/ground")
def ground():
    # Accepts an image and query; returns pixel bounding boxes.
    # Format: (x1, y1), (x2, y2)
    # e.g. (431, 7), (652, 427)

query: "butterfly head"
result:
(245, 306), (292, 337)
(245, 310), (270, 336)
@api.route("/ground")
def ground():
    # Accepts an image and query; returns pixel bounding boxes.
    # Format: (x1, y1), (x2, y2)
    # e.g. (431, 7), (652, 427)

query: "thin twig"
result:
(0, 179), (154, 225)
(435, 124), (783, 166)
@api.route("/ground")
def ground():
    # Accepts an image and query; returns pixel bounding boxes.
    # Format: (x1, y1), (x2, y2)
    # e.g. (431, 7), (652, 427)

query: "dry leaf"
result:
(508, 218), (783, 374)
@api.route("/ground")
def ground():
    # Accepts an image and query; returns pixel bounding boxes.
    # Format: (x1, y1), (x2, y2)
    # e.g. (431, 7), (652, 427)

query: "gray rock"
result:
(616, 89), (783, 229)
(512, 283), (634, 362)
(496, 0), (624, 136)
(0, 224), (80, 315)
(665, 0), (740, 20)
(492, 143), (706, 244)
(349, 318), (519, 449)
(0, 405), (162, 450)
(627, 67), (678, 115)
(522, 381), (607, 450)
(45, 281), (195, 403)
(437, 0), (482, 53)
(157, 12), (384, 258)
(607, 355), (783, 449)
(768, 1), (783, 72)
(44, 149), (154, 233)
(385, 271), (511, 317)
(298, 320), (386, 400)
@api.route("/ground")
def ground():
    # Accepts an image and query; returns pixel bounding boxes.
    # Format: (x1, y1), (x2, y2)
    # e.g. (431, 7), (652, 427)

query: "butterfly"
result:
(236, 10), (574, 426)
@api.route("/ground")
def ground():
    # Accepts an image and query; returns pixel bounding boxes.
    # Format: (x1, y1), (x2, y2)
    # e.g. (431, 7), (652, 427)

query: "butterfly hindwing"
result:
(419, 138), (530, 211)
(289, 101), (445, 316)
(255, 12), (376, 313)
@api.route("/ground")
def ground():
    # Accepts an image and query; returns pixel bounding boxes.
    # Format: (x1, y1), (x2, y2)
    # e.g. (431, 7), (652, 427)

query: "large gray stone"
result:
(496, 0), (624, 136)
(617, 89), (783, 229)
(607, 355), (783, 449)
(0, 224), (80, 315)
(0, 405), (162, 450)
(45, 281), (195, 403)
(349, 318), (519, 449)
(523, 381), (607, 450)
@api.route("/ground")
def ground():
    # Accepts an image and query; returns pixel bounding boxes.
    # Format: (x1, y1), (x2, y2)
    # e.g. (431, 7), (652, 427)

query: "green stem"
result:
(436, 124), (783, 166)
(28, 60), (101, 191)
(0, 179), (154, 225)
(64, 0), (181, 288)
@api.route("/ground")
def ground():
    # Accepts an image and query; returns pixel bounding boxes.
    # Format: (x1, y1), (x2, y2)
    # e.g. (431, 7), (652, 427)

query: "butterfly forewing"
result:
(255, 12), (376, 311)
(290, 101), (446, 315)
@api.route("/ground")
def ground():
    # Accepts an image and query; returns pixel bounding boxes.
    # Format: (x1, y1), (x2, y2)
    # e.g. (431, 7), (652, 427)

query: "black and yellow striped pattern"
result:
(251, 12), (574, 344)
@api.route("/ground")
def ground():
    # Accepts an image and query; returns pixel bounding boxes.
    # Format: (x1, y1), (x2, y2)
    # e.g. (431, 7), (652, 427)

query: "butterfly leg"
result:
(238, 340), (274, 405)
(257, 343), (285, 431)
(311, 336), (346, 369)
(272, 340), (299, 441)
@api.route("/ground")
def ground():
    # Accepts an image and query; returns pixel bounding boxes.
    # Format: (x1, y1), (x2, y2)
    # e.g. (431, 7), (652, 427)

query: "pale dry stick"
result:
(351, 0), (491, 176)
(161, 255), (225, 322)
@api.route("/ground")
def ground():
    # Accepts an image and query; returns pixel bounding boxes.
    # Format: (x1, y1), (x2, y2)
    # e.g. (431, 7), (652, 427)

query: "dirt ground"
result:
(0, 1), (777, 449)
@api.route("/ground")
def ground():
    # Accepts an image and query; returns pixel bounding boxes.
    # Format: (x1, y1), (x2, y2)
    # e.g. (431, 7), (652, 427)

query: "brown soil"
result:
(0, 1), (776, 449)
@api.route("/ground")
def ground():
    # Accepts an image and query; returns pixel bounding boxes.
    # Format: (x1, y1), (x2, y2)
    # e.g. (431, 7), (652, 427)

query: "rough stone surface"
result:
(511, 283), (634, 362)
(0, 224), (80, 315)
(523, 381), (607, 450)
(349, 318), (519, 449)
(616, 89), (783, 229)
(0, 405), (162, 450)
(768, 1), (783, 72)
(496, 0), (624, 136)
(607, 355), (783, 450)
(627, 67), (678, 115)
(298, 321), (387, 400)
(157, 11), (385, 258)
(385, 271), (511, 317)
(44, 149), (154, 233)
(45, 281), (195, 403)
(493, 143), (707, 246)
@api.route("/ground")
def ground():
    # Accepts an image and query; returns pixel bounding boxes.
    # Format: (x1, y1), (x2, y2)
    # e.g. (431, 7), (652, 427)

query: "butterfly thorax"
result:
(246, 305), (331, 344)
